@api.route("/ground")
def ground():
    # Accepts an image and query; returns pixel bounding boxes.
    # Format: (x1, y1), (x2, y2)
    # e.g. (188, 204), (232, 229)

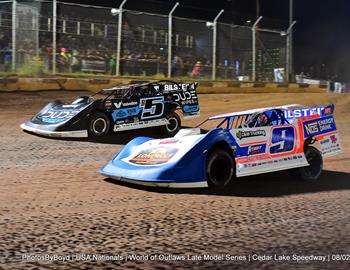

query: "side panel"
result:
(230, 124), (308, 177)
(109, 97), (168, 132)
(167, 83), (200, 119)
(302, 115), (342, 157)
(108, 82), (200, 132)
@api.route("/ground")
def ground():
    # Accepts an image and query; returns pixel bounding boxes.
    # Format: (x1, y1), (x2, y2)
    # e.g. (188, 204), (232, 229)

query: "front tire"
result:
(160, 113), (181, 137)
(88, 112), (110, 138)
(291, 146), (323, 182)
(206, 148), (234, 190)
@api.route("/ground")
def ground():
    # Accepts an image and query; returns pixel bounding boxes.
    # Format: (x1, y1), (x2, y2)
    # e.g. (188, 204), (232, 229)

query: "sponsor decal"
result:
(173, 91), (197, 102)
(163, 83), (195, 92)
(324, 107), (332, 114)
(242, 154), (304, 168)
(129, 146), (178, 165)
(236, 130), (266, 140)
(305, 122), (319, 134)
(320, 139), (330, 145)
(113, 119), (168, 131)
(303, 116), (336, 136)
(164, 84), (180, 91)
(183, 105), (199, 113)
(114, 101), (138, 109)
(319, 134), (341, 156)
(231, 145), (237, 154)
(248, 144), (263, 155)
(330, 134), (337, 143)
(284, 107), (325, 119)
(40, 109), (79, 123)
(322, 144), (341, 155)
(111, 107), (141, 120)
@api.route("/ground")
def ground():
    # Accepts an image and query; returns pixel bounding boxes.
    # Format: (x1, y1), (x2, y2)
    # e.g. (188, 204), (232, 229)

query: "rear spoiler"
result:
(284, 104), (334, 120)
(169, 82), (200, 119)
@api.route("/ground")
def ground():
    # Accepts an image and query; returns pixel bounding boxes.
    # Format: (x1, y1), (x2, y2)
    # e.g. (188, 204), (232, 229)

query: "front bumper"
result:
(20, 123), (88, 138)
(99, 164), (207, 188)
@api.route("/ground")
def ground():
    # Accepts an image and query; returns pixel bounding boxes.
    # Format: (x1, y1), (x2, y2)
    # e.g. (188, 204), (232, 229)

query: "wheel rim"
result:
(92, 118), (107, 135)
(305, 150), (322, 178)
(166, 117), (178, 133)
(208, 156), (232, 185)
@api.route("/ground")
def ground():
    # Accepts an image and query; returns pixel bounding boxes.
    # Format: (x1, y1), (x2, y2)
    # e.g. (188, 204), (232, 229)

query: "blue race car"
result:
(100, 104), (342, 189)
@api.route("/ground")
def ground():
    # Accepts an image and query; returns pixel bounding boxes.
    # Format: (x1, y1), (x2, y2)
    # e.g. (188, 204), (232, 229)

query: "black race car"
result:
(20, 80), (200, 138)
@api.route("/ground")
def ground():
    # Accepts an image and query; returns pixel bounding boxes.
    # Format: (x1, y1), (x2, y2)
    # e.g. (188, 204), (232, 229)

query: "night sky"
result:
(69, 0), (350, 81)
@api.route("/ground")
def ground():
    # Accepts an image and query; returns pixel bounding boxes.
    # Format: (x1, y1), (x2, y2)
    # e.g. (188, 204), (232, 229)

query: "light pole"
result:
(167, 2), (179, 78)
(289, 0), (293, 81)
(285, 20), (296, 82)
(211, 9), (224, 80)
(252, 16), (262, 81)
(113, 0), (127, 76)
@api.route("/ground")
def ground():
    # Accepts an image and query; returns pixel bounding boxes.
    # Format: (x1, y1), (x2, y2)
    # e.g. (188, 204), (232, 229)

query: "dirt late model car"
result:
(100, 104), (342, 189)
(20, 80), (200, 138)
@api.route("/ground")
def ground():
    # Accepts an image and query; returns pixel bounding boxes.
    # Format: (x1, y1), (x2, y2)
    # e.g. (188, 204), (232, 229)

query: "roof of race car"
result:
(101, 82), (150, 94)
(209, 104), (305, 120)
(100, 80), (191, 95)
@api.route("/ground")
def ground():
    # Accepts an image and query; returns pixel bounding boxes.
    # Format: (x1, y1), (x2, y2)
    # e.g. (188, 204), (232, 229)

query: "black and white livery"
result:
(20, 80), (200, 138)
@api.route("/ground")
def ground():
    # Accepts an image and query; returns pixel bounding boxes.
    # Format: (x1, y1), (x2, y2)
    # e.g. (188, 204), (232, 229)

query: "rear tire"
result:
(88, 112), (110, 138)
(290, 146), (323, 182)
(206, 148), (234, 190)
(160, 113), (181, 137)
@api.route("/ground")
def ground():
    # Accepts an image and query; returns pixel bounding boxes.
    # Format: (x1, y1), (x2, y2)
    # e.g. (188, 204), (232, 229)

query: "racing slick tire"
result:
(161, 113), (181, 137)
(290, 146), (323, 182)
(206, 148), (234, 190)
(88, 112), (110, 138)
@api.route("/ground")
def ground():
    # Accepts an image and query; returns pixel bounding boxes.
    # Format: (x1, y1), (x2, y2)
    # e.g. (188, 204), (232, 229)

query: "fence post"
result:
(167, 2), (179, 78)
(115, 0), (127, 76)
(289, 0), (293, 82)
(252, 16), (262, 81)
(11, 0), (16, 72)
(52, 0), (57, 74)
(286, 21), (296, 82)
(212, 9), (224, 80)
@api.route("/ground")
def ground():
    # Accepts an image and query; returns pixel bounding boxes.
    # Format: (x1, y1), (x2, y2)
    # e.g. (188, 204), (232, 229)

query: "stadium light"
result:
(206, 21), (214, 28)
(111, 8), (120, 16)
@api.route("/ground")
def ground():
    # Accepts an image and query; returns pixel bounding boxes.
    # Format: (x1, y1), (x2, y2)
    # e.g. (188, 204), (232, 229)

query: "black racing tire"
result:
(289, 146), (323, 182)
(206, 148), (234, 190)
(160, 113), (181, 137)
(88, 112), (110, 138)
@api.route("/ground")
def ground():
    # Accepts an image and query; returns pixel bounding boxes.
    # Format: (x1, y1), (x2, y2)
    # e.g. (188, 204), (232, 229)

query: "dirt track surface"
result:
(0, 91), (349, 270)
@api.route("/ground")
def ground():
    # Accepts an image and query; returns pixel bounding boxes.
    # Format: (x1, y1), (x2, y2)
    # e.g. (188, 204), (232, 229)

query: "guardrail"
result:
(0, 76), (328, 93)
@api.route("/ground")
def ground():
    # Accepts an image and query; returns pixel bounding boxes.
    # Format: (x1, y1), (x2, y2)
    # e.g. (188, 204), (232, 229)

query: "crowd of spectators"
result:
(28, 30), (211, 77)
(1, 16), (230, 78)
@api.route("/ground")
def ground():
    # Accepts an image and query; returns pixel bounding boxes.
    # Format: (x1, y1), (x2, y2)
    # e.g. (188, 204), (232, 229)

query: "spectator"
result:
(57, 47), (70, 72)
(191, 61), (201, 77)
(71, 50), (80, 73)
(171, 55), (183, 76)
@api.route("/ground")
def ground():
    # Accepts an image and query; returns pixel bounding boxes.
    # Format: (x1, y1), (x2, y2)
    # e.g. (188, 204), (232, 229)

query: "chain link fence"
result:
(256, 30), (286, 81)
(0, 1), (12, 72)
(0, 1), (289, 82)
